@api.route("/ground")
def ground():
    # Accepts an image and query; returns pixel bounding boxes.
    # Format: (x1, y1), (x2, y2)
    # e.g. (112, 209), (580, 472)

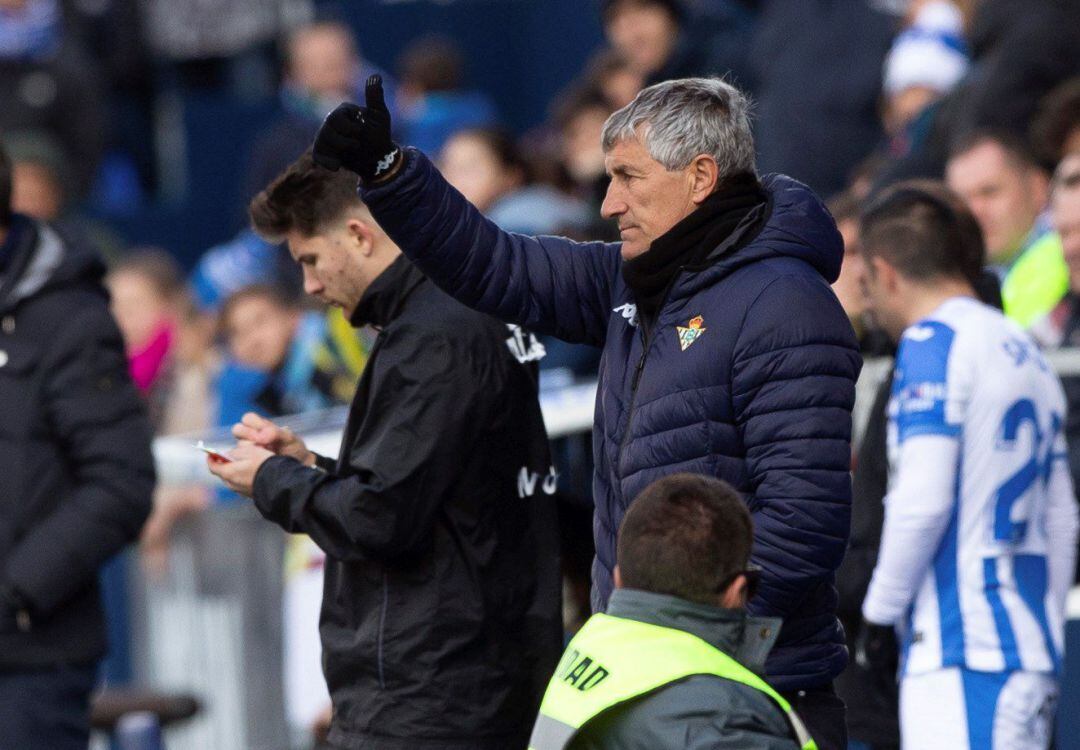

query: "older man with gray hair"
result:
(313, 76), (860, 748)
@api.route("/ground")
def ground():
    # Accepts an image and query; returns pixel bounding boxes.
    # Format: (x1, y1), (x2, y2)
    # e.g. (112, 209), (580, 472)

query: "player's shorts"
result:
(900, 667), (1057, 749)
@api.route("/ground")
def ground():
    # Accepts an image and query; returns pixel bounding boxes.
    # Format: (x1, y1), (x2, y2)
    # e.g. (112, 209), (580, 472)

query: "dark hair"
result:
(617, 473), (752, 606)
(1031, 76), (1080, 165)
(0, 139), (11, 228)
(552, 82), (613, 133)
(249, 151), (366, 241)
(860, 180), (985, 286)
(397, 35), (463, 93)
(108, 247), (185, 301)
(948, 128), (1041, 173)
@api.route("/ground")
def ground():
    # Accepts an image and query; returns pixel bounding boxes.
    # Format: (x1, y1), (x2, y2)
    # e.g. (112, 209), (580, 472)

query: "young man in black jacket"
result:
(209, 152), (562, 749)
(0, 142), (156, 749)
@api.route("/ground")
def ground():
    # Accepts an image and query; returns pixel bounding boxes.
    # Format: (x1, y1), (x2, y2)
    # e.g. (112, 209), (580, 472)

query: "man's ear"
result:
(613, 565), (624, 590)
(719, 574), (747, 609)
(689, 154), (720, 205)
(346, 218), (376, 257)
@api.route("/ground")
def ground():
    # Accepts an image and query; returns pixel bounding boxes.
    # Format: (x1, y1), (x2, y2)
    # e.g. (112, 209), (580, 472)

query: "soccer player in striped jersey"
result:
(856, 182), (1079, 749)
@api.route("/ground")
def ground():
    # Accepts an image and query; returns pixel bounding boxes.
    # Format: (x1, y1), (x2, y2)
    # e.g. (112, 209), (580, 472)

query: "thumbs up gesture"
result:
(313, 74), (402, 183)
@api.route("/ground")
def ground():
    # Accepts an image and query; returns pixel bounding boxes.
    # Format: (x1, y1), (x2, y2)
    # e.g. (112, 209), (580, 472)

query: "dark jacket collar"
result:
(605, 588), (781, 675)
(621, 173), (766, 324)
(349, 254), (426, 329)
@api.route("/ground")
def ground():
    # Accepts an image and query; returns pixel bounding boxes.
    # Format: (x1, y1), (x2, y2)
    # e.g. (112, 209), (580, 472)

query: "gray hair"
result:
(601, 77), (756, 179)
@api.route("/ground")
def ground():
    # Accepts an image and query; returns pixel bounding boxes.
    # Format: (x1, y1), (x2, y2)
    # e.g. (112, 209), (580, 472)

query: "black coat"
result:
(0, 215), (155, 667)
(252, 257), (562, 748)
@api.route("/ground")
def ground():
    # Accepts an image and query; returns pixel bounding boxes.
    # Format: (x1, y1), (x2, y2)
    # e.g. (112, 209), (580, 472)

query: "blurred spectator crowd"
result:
(2, 0), (1080, 747)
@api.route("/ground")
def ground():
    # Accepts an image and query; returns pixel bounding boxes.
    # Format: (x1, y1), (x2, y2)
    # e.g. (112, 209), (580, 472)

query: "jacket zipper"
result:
(616, 275), (681, 473)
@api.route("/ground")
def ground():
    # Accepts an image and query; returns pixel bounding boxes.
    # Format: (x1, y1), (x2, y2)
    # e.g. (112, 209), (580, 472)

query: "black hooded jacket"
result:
(252, 256), (562, 749)
(0, 214), (155, 667)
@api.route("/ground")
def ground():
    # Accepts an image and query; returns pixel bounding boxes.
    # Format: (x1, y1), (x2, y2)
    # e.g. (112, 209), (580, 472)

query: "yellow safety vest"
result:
(528, 613), (818, 750)
(1002, 232), (1068, 329)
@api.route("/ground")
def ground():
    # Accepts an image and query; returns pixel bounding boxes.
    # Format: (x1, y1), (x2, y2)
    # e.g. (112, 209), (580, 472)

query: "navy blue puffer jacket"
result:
(362, 150), (861, 691)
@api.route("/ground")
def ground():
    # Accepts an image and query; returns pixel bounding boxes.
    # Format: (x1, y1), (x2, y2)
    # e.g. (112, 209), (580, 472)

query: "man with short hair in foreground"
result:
(530, 473), (815, 750)
(208, 152), (561, 749)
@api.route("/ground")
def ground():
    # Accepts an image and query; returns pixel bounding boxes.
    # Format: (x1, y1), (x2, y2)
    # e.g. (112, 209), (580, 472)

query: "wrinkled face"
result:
(106, 271), (171, 352)
(223, 296), (297, 372)
(946, 141), (1047, 265)
(439, 134), (518, 212)
(1054, 188), (1080, 292)
(601, 137), (698, 260)
(287, 226), (366, 317)
(605, 2), (679, 76)
(287, 26), (356, 100)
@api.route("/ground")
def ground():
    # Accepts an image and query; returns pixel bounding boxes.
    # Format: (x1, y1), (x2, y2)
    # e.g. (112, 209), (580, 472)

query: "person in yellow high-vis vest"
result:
(946, 131), (1067, 328)
(530, 473), (818, 750)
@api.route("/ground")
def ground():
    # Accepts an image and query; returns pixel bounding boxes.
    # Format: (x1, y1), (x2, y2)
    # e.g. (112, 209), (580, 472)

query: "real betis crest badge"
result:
(676, 315), (706, 351)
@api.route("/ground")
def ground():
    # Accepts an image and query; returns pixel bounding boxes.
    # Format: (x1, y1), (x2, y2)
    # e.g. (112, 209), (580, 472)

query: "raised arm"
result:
(362, 150), (620, 346)
(313, 76), (622, 346)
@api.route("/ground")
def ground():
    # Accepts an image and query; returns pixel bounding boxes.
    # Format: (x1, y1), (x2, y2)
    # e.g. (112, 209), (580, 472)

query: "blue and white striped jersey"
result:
(863, 296), (1078, 676)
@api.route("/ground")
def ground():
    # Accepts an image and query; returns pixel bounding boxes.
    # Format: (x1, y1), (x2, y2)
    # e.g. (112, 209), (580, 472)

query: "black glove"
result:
(312, 74), (401, 183)
(854, 618), (898, 673)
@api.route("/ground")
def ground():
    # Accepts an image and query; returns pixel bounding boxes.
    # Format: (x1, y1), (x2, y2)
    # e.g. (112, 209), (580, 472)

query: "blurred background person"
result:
(580, 48), (641, 111)
(879, 0), (1080, 186)
(440, 127), (589, 237)
(1031, 76), (1080, 168)
(106, 249), (186, 426)
(0, 138), (154, 750)
(3, 130), (125, 262)
(0, 0), (106, 197)
(750, 0), (896, 198)
(394, 34), (498, 157)
(1029, 155), (1080, 504)
(1032, 156), (1080, 351)
(242, 19), (389, 206)
(945, 130), (1066, 327)
(218, 283), (357, 421)
(880, 0), (969, 146)
(552, 86), (619, 239)
(142, 0), (311, 99)
(600, 0), (757, 92)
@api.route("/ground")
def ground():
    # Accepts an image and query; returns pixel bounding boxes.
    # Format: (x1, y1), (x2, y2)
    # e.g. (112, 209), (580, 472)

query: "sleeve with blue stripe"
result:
(892, 321), (962, 443)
